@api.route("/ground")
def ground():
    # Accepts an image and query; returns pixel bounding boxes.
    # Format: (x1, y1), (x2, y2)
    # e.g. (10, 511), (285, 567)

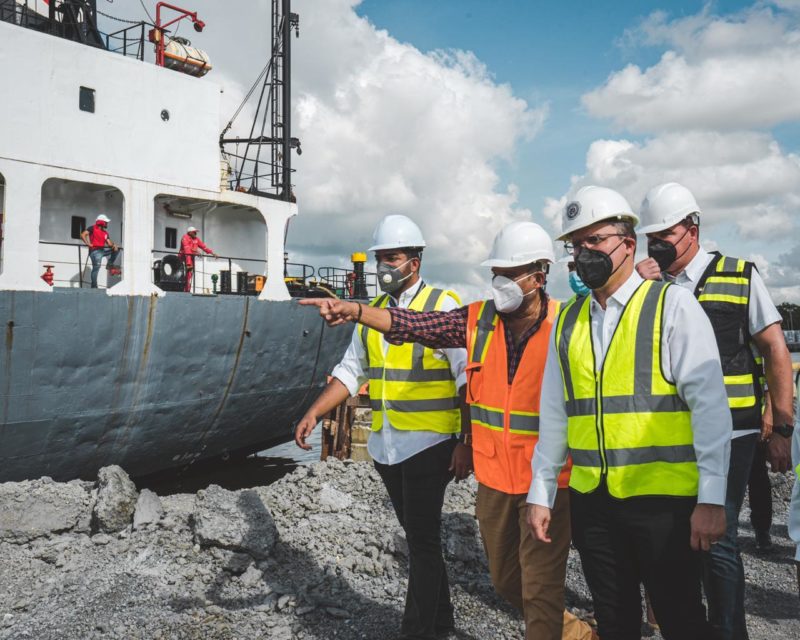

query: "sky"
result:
(96, 0), (800, 303)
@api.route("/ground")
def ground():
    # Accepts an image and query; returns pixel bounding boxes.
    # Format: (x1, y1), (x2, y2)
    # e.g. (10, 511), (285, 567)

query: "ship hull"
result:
(0, 289), (349, 481)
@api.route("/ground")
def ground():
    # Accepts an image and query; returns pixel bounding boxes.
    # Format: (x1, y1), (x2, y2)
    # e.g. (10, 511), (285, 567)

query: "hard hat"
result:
(96, 214), (111, 223)
(187, 226), (198, 233)
(368, 215), (426, 252)
(481, 221), (555, 268)
(557, 186), (638, 241)
(638, 182), (701, 234)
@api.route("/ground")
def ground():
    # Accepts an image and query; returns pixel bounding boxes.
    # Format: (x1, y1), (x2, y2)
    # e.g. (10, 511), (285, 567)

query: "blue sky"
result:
(352, 0), (800, 301)
(357, 0), (796, 218)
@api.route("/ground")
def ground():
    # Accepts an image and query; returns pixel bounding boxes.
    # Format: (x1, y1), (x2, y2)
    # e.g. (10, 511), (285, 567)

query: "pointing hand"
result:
(299, 298), (360, 326)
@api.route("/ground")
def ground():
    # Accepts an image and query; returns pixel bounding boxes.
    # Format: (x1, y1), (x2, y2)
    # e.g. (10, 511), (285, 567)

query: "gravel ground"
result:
(0, 459), (796, 639)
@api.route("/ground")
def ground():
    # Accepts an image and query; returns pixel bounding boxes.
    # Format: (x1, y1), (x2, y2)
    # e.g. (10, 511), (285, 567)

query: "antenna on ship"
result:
(219, 0), (300, 203)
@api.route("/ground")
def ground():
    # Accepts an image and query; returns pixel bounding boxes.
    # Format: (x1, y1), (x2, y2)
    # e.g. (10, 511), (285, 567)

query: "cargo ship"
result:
(0, 0), (371, 481)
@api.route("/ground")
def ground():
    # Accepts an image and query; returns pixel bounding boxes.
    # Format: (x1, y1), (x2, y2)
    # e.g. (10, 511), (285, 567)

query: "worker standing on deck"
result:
(528, 186), (731, 640)
(636, 182), (794, 640)
(179, 226), (217, 293)
(300, 220), (596, 640)
(80, 213), (120, 289)
(294, 214), (470, 640)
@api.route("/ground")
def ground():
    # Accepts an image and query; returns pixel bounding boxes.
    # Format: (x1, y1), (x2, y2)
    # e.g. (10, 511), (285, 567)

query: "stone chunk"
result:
(93, 466), (138, 533)
(319, 483), (353, 512)
(192, 485), (278, 560)
(133, 489), (164, 530)
(0, 478), (92, 543)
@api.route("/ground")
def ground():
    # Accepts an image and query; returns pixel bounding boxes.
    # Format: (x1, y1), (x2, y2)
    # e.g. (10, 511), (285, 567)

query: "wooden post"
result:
(320, 388), (371, 461)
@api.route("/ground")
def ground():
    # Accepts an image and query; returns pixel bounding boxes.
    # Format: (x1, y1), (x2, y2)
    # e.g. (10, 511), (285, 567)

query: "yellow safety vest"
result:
(556, 279), (698, 499)
(360, 284), (461, 433)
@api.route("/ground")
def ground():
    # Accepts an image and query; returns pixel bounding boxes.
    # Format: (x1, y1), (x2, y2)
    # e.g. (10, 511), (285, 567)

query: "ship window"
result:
(79, 86), (95, 113)
(70, 216), (86, 239)
(165, 227), (177, 249)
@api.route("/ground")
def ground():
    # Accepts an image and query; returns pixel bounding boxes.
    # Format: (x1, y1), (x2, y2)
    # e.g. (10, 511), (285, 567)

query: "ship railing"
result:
(103, 22), (146, 61)
(315, 266), (377, 300)
(38, 240), (123, 289)
(152, 249), (269, 295)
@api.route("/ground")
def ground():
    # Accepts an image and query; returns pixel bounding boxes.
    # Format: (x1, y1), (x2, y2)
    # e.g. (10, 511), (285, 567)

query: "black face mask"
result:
(647, 226), (692, 272)
(574, 240), (627, 290)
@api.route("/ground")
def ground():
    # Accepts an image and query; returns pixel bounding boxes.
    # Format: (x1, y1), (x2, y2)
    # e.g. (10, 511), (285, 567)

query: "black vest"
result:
(694, 253), (763, 430)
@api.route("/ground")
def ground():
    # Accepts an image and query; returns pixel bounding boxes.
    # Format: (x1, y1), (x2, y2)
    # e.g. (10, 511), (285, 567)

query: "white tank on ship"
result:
(163, 36), (212, 77)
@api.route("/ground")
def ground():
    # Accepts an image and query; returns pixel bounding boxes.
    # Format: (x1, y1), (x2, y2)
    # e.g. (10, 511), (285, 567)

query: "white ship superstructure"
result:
(0, 3), (290, 298)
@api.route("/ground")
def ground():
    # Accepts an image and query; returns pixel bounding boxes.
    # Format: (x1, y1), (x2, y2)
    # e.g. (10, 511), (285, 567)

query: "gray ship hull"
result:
(0, 289), (349, 481)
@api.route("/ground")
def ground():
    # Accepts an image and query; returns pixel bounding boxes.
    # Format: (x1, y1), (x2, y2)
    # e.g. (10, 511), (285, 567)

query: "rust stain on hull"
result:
(194, 296), (251, 456)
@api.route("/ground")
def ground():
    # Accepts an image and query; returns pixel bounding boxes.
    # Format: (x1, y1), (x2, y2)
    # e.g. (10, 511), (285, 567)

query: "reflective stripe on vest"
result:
(557, 280), (698, 499)
(362, 284), (461, 433)
(695, 253), (761, 427)
(465, 296), (570, 494)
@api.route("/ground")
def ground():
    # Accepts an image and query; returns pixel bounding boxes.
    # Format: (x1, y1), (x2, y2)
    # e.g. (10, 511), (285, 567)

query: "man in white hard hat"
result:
(527, 185), (732, 640)
(635, 182), (794, 640)
(300, 220), (596, 640)
(80, 214), (120, 288)
(179, 226), (217, 293)
(295, 214), (469, 640)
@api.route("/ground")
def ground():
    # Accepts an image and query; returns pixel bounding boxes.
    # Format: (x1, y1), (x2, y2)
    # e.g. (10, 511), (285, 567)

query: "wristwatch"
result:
(458, 433), (473, 446)
(772, 423), (795, 438)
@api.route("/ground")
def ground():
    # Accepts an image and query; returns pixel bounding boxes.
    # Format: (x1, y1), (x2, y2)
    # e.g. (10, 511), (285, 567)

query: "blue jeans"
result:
(89, 247), (120, 288)
(703, 432), (758, 640)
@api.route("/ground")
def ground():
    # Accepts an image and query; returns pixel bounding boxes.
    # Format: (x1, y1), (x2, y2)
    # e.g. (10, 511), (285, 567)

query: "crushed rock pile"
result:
(0, 460), (797, 640)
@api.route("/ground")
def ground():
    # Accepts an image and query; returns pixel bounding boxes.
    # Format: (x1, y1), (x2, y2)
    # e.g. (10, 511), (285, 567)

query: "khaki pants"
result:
(476, 484), (592, 640)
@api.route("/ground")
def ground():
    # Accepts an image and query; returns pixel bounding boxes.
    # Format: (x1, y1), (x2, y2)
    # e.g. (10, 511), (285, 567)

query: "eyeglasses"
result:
(564, 233), (626, 252)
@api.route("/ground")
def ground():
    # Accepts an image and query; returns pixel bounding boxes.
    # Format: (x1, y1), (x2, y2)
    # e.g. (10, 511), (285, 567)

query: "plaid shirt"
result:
(386, 292), (550, 384)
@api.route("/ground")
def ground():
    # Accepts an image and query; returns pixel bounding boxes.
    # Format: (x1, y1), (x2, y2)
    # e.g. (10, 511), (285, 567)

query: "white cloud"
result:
(584, 6), (800, 132)
(282, 0), (546, 299)
(544, 131), (800, 234)
(98, 0), (543, 300)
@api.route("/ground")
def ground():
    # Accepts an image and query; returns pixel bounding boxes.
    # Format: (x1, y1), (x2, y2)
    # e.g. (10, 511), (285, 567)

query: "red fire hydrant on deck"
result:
(41, 265), (54, 287)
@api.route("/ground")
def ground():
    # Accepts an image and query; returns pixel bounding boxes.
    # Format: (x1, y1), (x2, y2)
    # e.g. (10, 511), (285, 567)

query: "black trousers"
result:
(374, 438), (456, 640)
(570, 484), (711, 640)
(747, 441), (772, 533)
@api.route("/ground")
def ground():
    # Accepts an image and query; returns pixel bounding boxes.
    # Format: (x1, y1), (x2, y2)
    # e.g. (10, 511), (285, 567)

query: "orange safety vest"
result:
(465, 297), (571, 494)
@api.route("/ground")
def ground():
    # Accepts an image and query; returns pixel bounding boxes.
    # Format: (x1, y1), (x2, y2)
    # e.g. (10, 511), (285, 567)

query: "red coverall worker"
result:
(178, 228), (215, 292)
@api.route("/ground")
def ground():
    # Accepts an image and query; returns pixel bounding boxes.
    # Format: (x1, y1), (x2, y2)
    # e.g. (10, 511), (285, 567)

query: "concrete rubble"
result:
(0, 459), (796, 639)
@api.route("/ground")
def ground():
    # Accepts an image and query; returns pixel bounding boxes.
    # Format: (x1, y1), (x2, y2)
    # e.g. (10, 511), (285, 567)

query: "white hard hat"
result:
(482, 221), (555, 268)
(368, 215), (426, 252)
(187, 226), (198, 233)
(638, 182), (701, 234)
(557, 186), (638, 241)
(96, 214), (111, 223)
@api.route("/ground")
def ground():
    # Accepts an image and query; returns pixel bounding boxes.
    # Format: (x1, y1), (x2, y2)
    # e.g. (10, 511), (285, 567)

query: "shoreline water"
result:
(136, 429), (323, 495)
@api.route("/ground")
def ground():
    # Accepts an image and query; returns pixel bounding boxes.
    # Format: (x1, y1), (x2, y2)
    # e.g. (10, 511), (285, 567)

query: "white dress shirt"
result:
(664, 248), (783, 438)
(331, 279), (467, 465)
(528, 271), (731, 508)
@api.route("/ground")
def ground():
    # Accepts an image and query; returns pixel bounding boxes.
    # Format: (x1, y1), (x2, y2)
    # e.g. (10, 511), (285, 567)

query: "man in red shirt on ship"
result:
(80, 214), (120, 289)
(179, 226), (217, 293)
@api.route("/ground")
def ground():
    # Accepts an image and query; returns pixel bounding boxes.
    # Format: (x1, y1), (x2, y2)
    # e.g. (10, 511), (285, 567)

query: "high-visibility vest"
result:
(556, 279), (698, 499)
(465, 297), (571, 494)
(361, 284), (462, 433)
(694, 253), (763, 430)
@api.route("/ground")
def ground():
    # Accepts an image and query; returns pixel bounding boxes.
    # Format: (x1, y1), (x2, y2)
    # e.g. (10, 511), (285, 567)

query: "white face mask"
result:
(491, 273), (536, 313)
